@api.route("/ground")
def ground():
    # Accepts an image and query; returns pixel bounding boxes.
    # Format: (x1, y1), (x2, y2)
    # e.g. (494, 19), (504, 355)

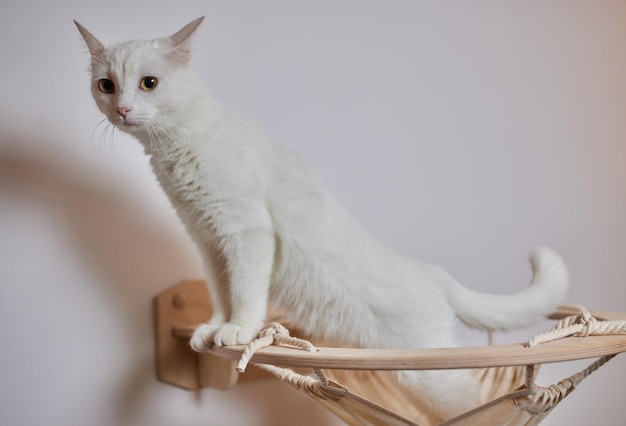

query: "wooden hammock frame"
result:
(154, 280), (626, 424)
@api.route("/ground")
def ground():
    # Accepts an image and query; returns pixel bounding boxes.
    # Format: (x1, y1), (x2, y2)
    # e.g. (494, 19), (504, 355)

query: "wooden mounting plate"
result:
(153, 280), (271, 390)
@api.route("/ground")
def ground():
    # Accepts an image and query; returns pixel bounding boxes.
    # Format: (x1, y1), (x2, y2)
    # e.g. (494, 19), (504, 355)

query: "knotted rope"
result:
(528, 306), (626, 348)
(523, 306), (626, 406)
(236, 322), (317, 373)
(523, 353), (617, 414)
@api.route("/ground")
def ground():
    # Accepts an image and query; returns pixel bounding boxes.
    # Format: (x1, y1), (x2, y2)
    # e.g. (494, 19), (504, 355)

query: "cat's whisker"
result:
(89, 116), (105, 147)
(162, 125), (183, 152)
(149, 121), (182, 155)
(146, 123), (165, 155)
(87, 115), (123, 179)
(89, 116), (115, 155)
(141, 123), (154, 153)
(155, 127), (171, 151)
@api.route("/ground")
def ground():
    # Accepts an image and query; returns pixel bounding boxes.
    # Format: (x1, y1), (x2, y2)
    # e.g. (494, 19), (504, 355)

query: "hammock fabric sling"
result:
(154, 281), (626, 426)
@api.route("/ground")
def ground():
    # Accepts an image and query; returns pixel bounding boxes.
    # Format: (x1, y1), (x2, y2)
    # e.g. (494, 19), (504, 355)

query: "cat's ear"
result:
(74, 20), (105, 56)
(167, 16), (205, 63)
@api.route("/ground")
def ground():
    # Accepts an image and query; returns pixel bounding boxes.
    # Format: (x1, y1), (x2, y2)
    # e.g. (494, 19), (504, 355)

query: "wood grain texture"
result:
(191, 335), (626, 371)
(173, 306), (626, 371)
(154, 280), (213, 390)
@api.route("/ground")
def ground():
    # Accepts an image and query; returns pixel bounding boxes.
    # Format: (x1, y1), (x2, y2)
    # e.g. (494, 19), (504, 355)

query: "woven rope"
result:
(236, 322), (317, 373)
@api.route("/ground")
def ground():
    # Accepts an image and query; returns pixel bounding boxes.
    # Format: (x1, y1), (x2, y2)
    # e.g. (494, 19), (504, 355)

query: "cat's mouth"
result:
(113, 116), (142, 129)
(112, 118), (145, 134)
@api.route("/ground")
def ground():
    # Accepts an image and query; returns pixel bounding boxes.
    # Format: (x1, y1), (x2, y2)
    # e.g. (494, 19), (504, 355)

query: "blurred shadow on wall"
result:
(0, 126), (335, 426)
(0, 125), (202, 423)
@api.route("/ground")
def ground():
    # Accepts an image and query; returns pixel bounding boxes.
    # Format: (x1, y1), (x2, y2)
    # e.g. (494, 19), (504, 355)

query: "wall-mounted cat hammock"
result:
(154, 280), (626, 425)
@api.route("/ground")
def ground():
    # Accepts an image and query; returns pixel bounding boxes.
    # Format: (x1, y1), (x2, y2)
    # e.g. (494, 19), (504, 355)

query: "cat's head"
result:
(75, 17), (204, 139)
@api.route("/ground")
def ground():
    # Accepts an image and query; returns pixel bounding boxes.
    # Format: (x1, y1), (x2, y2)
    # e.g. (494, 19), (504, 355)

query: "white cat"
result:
(75, 17), (568, 420)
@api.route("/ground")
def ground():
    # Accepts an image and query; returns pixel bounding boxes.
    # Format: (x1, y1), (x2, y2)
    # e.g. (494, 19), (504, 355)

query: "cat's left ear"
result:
(168, 16), (205, 63)
(74, 20), (105, 56)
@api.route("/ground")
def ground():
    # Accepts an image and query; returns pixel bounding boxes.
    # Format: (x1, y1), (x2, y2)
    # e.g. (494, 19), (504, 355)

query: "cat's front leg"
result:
(212, 227), (275, 346)
(190, 253), (230, 351)
(189, 287), (228, 351)
(191, 226), (275, 348)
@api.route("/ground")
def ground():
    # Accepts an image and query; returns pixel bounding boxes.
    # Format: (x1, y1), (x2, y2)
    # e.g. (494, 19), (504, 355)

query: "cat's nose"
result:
(117, 106), (131, 118)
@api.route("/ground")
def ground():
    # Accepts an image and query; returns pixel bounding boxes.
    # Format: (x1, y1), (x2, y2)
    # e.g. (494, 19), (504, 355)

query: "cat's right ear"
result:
(74, 20), (105, 56)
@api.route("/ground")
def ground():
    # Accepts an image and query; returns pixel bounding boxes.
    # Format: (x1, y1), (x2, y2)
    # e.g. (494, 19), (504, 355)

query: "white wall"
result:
(1, 1), (625, 425)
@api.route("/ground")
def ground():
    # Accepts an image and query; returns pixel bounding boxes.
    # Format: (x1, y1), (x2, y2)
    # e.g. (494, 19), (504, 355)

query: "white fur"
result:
(76, 18), (569, 421)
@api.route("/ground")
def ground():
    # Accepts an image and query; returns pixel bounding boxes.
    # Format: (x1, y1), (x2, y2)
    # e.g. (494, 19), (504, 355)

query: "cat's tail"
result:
(442, 247), (569, 331)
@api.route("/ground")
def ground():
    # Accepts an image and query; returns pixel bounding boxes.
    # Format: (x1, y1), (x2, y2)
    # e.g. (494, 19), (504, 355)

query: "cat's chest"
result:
(151, 150), (213, 214)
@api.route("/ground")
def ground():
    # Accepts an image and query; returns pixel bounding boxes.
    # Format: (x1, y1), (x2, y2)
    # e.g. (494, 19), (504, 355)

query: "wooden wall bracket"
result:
(153, 280), (271, 390)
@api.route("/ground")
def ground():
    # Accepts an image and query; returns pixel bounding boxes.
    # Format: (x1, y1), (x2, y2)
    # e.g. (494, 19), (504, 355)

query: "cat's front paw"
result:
(189, 321), (262, 350)
(190, 323), (222, 351)
(213, 322), (261, 346)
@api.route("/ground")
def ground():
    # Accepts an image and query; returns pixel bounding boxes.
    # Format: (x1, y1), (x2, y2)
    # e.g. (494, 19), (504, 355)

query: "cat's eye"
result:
(139, 76), (158, 91)
(98, 79), (115, 93)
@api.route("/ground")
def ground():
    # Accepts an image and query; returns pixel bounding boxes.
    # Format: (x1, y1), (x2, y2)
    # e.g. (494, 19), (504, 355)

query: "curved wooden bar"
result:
(172, 330), (626, 371)
(209, 335), (626, 370)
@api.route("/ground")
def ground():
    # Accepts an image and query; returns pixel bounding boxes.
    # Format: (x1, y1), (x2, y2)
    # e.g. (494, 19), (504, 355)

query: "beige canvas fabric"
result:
(233, 309), (625, 426)
(260, 355), (613, 426)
